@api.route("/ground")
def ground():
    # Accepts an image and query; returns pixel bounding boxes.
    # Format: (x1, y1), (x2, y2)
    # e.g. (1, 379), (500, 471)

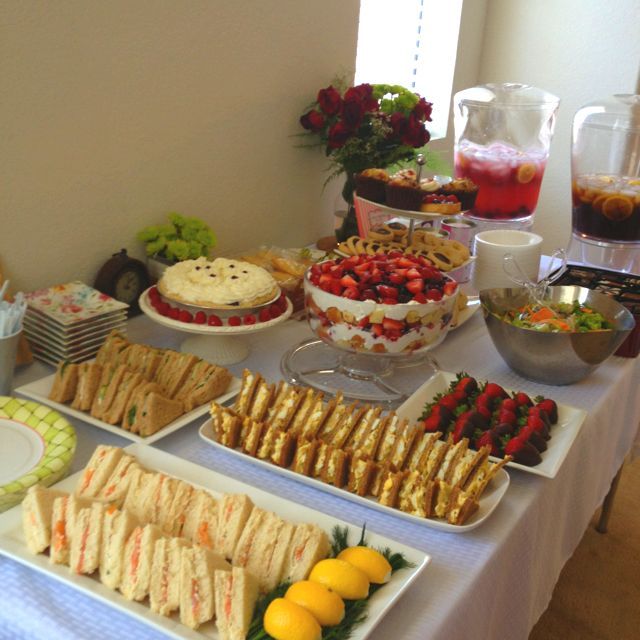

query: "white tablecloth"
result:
(2, 310), (639, 640)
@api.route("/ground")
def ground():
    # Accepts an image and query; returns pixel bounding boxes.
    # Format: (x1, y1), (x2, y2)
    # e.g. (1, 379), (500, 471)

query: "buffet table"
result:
(2, 308), (639, 640)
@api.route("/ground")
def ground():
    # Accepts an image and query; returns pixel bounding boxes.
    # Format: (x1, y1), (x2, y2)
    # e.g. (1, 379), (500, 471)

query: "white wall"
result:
(1, 1), (360, 292)
(478, 0), (640, 252)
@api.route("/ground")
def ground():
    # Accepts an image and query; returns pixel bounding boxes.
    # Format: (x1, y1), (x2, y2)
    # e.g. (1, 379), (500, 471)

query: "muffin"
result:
(439, 178), (479, 210)
(385, 177), (424, 211)
(355, 168), (389, 203)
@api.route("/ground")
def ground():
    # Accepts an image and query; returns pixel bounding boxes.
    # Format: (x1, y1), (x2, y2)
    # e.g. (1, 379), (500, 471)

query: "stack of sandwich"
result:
(210, 370), (511, 526)
(48, 331), (232, 436)
(22, 445), (330, 637)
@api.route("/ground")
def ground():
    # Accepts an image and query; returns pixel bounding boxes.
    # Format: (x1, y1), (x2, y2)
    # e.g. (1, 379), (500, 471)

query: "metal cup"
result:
(0, 329), (21, 396)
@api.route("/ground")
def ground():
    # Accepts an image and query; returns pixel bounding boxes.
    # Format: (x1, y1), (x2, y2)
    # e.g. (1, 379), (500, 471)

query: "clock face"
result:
(114, 269), (145, 304)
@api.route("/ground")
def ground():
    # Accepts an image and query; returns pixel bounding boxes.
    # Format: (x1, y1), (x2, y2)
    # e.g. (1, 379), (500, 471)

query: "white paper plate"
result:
(0, 443), (431, 640)
(15, 374), (241, 445)
(396, 371), (588, 478)
(199, 419), (509, 532)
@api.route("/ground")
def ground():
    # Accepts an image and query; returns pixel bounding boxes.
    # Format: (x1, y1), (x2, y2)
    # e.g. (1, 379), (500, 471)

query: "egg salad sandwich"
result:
(70, 362), (103, 411)
(282, 523), (330, 583)
(49, 361), (79, 403)
(119, 523), (163, 601)
(99, 505), (139, 589)
(149, 536), (190, 616)
(22, 485), (66, 554)
(76, 445), (124, 499)
(181, 488), (218, 549)
(50, 493), (89, 565)
(214, 566), (259, 640)
(179, 545), (231, 630)
(215, 494), (254, 560)
(233, 369), (262, 415)
(69, 501), (105, 574)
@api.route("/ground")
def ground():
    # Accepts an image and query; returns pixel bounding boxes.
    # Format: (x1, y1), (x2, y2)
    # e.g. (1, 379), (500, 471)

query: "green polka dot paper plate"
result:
(0, 396), (76, 513)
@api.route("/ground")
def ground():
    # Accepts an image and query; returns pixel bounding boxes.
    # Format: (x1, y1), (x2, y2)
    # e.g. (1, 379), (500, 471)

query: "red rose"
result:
(327, 121), (351, 149)
(402, 113), (430, 147)
(413, 97), (433, 122)
(317, 85), (342, 116)
(300, 109), (325, 132)
(341, 97), (364, 131)
(390, 113), (408, 139)
(344, 84), (378, 112)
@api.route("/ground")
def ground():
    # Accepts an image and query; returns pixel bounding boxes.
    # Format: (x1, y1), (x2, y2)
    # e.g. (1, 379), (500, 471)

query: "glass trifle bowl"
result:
(453, 83), (560, 226)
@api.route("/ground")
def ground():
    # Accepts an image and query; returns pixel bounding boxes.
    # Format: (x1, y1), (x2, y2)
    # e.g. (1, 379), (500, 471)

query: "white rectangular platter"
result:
(15, 373), (241, 444)
(0, 443), (431, 640)
(396, 371), (588, 479)
(199, 420), (510, 533)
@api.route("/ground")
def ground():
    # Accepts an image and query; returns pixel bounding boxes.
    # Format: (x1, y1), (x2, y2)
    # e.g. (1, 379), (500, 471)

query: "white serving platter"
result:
(0, 443), (431, 640)
(199, 419), (510, 533)
(15, 374), (241, 445)
(396, 370), (588, 479)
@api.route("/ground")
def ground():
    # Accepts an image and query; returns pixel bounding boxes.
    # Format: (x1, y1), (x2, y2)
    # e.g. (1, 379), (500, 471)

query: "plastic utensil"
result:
(502, 248), (567, 304)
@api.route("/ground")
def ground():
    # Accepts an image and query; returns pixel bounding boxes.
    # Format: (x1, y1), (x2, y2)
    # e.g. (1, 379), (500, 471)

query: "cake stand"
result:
(139, 289), (292, 365)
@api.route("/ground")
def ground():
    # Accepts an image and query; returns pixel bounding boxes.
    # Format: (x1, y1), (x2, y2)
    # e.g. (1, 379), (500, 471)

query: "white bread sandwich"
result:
(100, 505), (139, 589)
(69, 501), (105, 574)
(119, 523), (163, 601)
(22, 485), (66, 554)
(214, 566), (259, 640)
(182, 489), (218, 549)
(163, 479), (194, 537)
(179, 546), (231, 630)
(122, 469), (155, 522)
(96, 454), (143, 507)
(232, 508), (268, 569)
(262, 521), (295, 592)
(49, 361), (79, 403)
(215, 494), (254, 560)
(50, 493), (88, 565)
(76, 445), (124, 498)
(102, 370), (146, 425)
(282, 523), (330, 584)
(70, 362), (103, 411)
(149, 536), (190, 616)
(145, 474), (178, 531)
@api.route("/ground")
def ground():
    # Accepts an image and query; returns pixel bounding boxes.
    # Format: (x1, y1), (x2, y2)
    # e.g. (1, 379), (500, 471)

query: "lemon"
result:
(337, 546), (392, 584)
(602, 195), (634, 221)
(285, 580), (345, 626)
(308, 558), (370, 600)
(516, 163), (536, 184)
(263, 598), (322, 640)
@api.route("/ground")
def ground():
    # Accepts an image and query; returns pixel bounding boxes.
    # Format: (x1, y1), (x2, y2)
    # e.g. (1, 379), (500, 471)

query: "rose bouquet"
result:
(299, 82), (434, 194)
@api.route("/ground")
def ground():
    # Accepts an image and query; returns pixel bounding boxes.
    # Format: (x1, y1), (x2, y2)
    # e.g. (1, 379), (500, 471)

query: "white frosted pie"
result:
(158, 257), (279, 308)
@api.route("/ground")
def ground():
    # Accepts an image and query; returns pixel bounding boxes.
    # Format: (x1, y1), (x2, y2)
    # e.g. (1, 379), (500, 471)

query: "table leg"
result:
(595, 465), (624, 534)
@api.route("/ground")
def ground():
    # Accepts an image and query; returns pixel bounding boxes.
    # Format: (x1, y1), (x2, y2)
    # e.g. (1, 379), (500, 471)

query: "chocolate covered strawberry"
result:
(535, 398), (558, 424)
(505, 436), (542, 466)
(454, 375), (478, 396)
(519, 425), (547, 453)
(476, 430), (501, 457)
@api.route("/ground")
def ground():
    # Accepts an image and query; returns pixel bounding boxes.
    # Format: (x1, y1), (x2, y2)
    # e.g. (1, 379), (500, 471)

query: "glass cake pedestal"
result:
(139, 289), (293, 365)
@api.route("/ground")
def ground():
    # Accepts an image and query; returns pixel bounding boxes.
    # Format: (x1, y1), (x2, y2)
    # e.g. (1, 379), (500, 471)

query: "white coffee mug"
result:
(472, 230), (543, 291)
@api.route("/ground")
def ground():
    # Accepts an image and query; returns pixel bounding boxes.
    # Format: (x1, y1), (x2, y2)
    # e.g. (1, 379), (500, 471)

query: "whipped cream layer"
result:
(159, 257), (278, 307)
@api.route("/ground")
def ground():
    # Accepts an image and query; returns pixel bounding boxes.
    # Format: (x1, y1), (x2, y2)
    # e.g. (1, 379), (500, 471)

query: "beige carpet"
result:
(530, 456), (640, 640)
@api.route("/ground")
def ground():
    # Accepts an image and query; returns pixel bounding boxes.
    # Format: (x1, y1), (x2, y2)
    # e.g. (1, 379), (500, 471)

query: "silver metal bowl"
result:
(480, 286), (635, 385)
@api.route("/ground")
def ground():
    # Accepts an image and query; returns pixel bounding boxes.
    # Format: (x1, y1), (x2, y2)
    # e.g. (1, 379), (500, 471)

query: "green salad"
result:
(501, 300), (612, 333)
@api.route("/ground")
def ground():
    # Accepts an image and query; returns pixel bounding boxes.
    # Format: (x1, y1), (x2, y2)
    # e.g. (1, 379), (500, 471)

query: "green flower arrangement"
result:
(137, 212), (216, 262)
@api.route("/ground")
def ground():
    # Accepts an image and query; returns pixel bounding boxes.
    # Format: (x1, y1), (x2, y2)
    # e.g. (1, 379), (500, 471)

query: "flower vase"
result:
(336, 175), (359, 242)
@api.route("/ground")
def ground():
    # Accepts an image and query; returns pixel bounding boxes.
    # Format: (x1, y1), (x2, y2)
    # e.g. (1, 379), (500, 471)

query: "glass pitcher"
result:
(453, 83), (560, 225)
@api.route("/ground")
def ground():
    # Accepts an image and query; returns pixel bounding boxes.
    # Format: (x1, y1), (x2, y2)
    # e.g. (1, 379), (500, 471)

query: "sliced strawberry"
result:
(357, 316), (370, 328)
(405, 267), (422, 280)
(382, 317), (404, 331)
(194, 311), (207, 324)
(341, 286), (360, 299)
(371, 323), (384, 337)
(340, 274), (359, 288)
(420, 266), (441, 280)
(208, 314), (223, 326)
(353, 262), (371, 276)
(329, 265), (345, 278)
(412, 292), (427, 303)
(329, 280), (343, 296)
(361, 288), (377, 300)
(443, 281), (458, 296)
(320, 261), (334, 273)
(388, 272), (406, 285)
(405, 278), (424, 294)
(426, 288), (443, 301)
(397, 257), (415, 269)
(377, 284), (398, 299)
(384, 329), (402, 341)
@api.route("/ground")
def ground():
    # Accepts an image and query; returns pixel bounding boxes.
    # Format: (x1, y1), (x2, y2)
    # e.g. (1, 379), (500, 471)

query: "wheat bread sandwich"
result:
(149, 536), (190, 616)
(435, 438), (469, 485)
(215, 494), (254, 561)
(181, 488), (218, 549)
(22, 485), (67, 554)
(343, 405), (382, 453)
(119, 522), (163, 601)
(347, 455), (376, 497)
(100, 505), (139, 589)
(282, 523), (330, 583)
(90, 364), (128, 421)
(373, 413), (403, 464)
(120, 343), (161, 380)
(123, 382), (183, 436)
(299, 397), (335, 441)
(155, 351), (199, 399)
(122, 381), (162, 432)
(246, 379), (275, 422)
(287, 388), (321, 437)
(49, 361), (79, 403)
(179, 545), (231, 630)
(290, 437), (320, 476)
(76, 445), (124, 499)
(240, 416), (265, 457)
(70, 362), (103, 411)
(233, 369), (262, 416)
(96, 454), (143, 507)
(214, 566), (259, 640)
(50, 493), (89, 565)
(102, 370), (146, 425)
(269, 428), (296, 468)
(69, 501), (105, 574)
(95, 330), (130, 367)
(175, 360), (231, 411)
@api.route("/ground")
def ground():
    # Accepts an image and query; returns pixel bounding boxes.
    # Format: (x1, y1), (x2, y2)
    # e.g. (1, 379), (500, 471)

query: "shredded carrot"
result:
(528, 307), (556, 323)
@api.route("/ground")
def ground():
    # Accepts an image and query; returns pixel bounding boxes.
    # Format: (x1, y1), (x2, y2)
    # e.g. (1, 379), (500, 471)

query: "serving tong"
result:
(502, 248), (568, 306)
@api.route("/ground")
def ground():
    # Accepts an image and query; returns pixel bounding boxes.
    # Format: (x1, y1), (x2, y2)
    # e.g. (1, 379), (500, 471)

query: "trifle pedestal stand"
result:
(281, 337), (440, 407)
(139, 290), (293, 365)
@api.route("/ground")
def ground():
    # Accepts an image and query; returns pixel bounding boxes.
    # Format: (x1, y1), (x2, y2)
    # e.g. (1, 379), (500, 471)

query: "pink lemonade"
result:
(455, 142), (547, 221)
